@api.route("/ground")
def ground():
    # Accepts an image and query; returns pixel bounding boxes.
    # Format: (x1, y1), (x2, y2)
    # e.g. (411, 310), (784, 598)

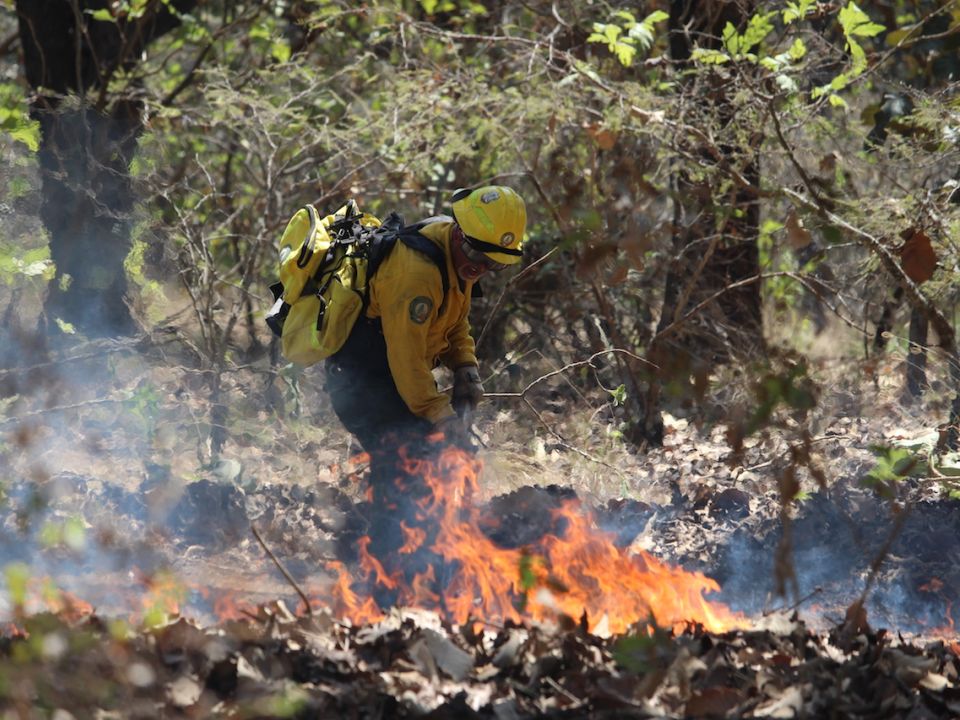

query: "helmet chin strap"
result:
(450, 226), (486, 282)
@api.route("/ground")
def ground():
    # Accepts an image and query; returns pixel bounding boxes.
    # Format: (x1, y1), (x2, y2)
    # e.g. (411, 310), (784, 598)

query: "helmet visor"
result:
(462, 235), (510, 272)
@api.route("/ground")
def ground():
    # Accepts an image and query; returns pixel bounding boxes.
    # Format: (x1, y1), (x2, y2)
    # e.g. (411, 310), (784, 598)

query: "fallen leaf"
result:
(918, 672), (949, 691)
(685, 686), (745, 716)
(422, 629), (473, 681)
(167, 675), (202, 708)
(753, 684), (805, 718)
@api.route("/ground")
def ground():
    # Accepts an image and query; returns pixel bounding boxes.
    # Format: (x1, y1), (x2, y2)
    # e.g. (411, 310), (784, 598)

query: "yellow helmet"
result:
(451, 186), (526, 265)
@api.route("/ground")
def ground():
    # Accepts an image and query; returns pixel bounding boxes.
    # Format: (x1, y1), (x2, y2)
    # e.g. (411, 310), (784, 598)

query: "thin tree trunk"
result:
(638, 0), (763, 446)
(906, 308), (928, 398)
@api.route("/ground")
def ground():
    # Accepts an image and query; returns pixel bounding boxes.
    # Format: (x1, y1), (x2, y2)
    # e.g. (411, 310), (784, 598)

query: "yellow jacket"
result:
(366, 220), (476, 423)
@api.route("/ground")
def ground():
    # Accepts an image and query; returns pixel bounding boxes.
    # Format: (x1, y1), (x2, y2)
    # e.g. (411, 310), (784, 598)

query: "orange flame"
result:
(135, 569), (184, 620)
(45, 589), (95, 624)
(919, 577), (960, 653)
(399, 522), (427, 555)
(330, 444), (743, 634)
(325, 560), (382, 624)
(211, 593), (259, 622)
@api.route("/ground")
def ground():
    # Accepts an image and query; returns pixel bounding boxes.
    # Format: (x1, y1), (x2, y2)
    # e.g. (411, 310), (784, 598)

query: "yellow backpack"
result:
(265, 200), (450, 366)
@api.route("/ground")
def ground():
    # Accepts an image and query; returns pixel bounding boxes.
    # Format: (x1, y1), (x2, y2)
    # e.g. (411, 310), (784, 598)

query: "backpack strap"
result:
(363, 214), (454, 316)
(296, 204), (320, 269)
(398, 216), (455, 316)
(365, 211), (406, 280)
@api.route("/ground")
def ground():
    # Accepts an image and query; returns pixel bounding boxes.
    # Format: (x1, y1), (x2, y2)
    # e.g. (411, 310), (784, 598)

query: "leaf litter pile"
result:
(3, 590), (960, 717)
(3, 351), (960, 716)
(3, 447), (960, 717)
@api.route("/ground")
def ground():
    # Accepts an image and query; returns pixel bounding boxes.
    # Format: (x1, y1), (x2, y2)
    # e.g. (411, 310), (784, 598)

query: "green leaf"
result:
(740, 12), (776, 52)
(645, 10), (669, 25)
(590, 11), (666, 65)
(783, 0), (816, 24)
(88, 8), (115, 21)
(720, 13), (773, 57)
(609, 384), (627, 407)
(839, 2), (885, 38)
(761, 219), (785, 235)
(789, 38), (807, 60)
(722, 21), (740, 54)
(19, 259), (53, 277)
(5, 563), (29, 609)
(55, 318), (76, 335)
(828, 93), (849, 109)
(614, 41), (636, 67)
(933, 452), (960, 477)
(9, 126), (39, 152)
(628, 22), (655, 50)
(63, 517), (87, 551)
(271, 40), (291, 64)
(613, 617), (670, 673)
(691, 48), (731, 65)
(865, 445), (923, 485)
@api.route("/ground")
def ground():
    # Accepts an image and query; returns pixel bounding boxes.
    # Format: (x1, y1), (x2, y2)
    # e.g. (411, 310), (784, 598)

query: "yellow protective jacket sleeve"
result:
(366, 220), (477, 423)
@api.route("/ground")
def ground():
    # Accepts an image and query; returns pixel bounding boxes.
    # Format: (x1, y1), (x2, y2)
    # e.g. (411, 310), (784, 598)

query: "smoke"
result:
(705, 491), (959, 634)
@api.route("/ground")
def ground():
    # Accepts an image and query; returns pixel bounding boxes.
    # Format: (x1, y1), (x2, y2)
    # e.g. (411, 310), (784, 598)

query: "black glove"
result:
(452, 365), (483, 419)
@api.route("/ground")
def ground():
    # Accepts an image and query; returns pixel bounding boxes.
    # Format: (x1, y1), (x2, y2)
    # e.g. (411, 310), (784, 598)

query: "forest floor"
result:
(1, 324), (959, 717)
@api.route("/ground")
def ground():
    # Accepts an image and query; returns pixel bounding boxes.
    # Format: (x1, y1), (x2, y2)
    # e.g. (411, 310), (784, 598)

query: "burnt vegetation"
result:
(1, 0), (960, 717)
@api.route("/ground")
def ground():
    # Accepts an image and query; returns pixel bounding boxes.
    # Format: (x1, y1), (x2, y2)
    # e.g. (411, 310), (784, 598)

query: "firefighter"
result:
(324, 185), (526, 459)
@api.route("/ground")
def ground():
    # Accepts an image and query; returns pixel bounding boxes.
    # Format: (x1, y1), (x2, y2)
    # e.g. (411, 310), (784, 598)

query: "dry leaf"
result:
(918, 672), (950, 691)
(899, 229), (937, 284)
(685, 686), (745, 716)
(754, 684), (805, 718)
(784, 210), (812, 250)
(167, 676), (202, 708)
(608, 264), (629, 286)
(422, 629), (473, 681)
(585, 123), (618, 150)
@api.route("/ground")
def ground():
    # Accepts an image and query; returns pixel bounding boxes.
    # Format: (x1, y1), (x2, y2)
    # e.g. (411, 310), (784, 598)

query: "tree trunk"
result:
(906, 307), (928, 398)
(16, 0), (196, 338)
(35, 104), (141, 336)
(637, 0), (763, 445)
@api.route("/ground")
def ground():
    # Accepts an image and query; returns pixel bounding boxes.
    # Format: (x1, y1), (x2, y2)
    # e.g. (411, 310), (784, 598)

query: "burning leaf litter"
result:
(326, 444), (742, 635)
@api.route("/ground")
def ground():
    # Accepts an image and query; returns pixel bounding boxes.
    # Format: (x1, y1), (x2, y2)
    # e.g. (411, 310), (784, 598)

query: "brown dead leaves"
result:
(899, 228), (938, 285)
(3, 601), (959, 718)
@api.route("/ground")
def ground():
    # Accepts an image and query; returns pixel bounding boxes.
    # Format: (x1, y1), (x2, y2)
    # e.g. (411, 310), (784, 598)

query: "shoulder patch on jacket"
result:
(409, 296), (433, 324)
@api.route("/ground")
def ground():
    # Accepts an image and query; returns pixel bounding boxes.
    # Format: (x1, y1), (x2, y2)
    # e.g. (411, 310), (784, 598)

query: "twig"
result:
(0, 398), (128, 429)
(763, 586), (823, 616)
(251, 523), (313, 617)
(855, 503), (911, 613)
(515, 396), (621, 474)
(544, 676), (582, 705)
(483, 349), (653, 474)
(487, 348), (654, 402)
(0, 339), (143, 379)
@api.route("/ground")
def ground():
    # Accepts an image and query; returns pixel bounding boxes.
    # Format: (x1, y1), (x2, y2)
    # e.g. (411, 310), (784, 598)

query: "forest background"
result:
(0, 0), (959, 715)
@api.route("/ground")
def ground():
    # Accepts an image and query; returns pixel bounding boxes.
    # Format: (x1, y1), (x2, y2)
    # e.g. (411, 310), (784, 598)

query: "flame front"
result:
(329, 445), (742, 634)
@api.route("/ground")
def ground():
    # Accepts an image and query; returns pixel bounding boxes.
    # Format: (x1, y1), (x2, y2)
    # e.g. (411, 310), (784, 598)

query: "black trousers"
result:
(325, 317), (433, 456)
(326, 319), (437, 591)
